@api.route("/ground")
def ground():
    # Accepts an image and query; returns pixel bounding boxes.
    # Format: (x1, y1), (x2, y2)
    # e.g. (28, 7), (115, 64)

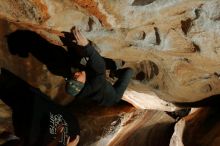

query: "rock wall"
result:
(1, 0), (220, 103)
(1, 0), (220, 145)
(0, 18), (175, 145)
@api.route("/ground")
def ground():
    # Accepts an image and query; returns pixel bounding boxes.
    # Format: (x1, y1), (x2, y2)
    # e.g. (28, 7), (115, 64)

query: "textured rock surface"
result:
(1, 0), (220, 145)
(71, 103), (175, 146)
(170, 107), (220, 146)
(0, 19), (175, 145)
(1, 0), (220, 103)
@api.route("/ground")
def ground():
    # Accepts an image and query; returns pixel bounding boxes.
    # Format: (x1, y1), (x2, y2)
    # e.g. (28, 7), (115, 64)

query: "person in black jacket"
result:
(63, 28), (133, 106)
(0, 68), (80, 146)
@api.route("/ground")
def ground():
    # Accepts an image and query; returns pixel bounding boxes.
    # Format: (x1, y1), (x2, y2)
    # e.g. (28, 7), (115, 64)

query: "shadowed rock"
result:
(132, 0), (156, 6)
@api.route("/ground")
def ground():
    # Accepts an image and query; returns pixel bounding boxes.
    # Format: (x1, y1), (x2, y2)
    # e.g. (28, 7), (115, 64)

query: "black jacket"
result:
(74, 44), (120, 106)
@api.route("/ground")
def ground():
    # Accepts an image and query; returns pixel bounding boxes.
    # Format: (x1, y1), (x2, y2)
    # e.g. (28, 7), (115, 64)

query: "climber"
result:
(0, 68), (80, 146)
(60, 27), (134, 106)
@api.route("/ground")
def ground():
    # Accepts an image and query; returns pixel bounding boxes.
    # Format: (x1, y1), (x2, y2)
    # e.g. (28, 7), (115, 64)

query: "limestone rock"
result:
(1, 0), (220, 145)
(171, 107), (220, 146)
(1, 0), (219, 103)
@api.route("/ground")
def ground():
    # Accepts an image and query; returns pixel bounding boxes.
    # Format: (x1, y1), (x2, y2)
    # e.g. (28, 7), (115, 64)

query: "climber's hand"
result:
(71, 27), (89, 46)
(47, 124), (64, 146)
(67, 135), (80, 146)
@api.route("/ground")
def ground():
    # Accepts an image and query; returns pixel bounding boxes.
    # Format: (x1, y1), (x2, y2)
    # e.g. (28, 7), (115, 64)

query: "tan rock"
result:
(1, 0), (220, 145)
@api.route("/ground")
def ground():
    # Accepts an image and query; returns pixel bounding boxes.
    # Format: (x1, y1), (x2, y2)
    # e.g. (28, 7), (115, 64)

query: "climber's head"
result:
(72, 71), (86, 84)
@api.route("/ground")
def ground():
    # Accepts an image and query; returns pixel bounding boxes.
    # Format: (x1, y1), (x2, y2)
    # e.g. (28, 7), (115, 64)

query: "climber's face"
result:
(73, 71), (86, 83)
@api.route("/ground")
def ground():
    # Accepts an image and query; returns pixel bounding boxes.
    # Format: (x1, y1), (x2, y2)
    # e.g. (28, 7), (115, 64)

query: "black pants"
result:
(102, 58), (133, 101)
(101, 59), (133, 105)
(103, 57), (117, 71)
(113, 67), (133, 101)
